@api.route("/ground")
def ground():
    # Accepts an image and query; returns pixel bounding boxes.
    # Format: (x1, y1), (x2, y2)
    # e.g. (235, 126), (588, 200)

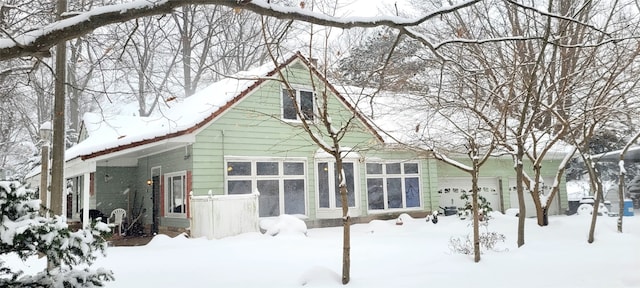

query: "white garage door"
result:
(437, 177), (502, 212)
(508, 177), (560, 217)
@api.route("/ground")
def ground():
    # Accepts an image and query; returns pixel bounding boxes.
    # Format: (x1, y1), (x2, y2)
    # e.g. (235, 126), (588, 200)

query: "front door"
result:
(66, 193), (73, 219)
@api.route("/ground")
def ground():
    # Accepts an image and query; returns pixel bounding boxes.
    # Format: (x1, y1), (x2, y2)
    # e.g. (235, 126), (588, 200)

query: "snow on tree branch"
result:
(0, 0), (480, 60)
(0, 181), (113, 287)
(504, 0), (610, 36)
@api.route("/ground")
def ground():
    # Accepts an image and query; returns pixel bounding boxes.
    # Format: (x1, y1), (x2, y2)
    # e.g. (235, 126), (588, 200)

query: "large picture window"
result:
(366, 162), (421, 210)
(317, 161), (356, 209)
(226, 159), (306, 217)
(165, 171), (187, 218)
(282, 88), (314, 121)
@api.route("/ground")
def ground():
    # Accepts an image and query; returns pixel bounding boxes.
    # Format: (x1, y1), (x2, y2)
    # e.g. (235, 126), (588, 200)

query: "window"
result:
(317, 161), (356, 209)
(366, 162), (421, 210)
(165, 171), (187, 218)
(282, 88), (314, 121)
(226, 159), (306, 217)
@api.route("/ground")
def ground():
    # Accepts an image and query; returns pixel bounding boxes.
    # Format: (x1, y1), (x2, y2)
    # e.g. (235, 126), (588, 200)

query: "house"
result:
(58, 52), (567, 236)
(336, 86), (570, 218)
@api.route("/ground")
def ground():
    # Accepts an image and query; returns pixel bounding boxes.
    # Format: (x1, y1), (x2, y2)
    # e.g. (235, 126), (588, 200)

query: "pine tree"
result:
(335, 29), (426, 92)
(0, 181), (114, 287)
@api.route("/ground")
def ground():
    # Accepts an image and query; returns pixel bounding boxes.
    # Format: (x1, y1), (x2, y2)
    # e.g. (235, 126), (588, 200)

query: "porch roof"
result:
(66, 62), (273, 162)
(593, 145), (640, 163)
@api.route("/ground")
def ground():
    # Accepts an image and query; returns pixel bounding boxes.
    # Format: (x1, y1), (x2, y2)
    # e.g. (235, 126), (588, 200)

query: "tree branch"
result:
(0, 0), (481, 60)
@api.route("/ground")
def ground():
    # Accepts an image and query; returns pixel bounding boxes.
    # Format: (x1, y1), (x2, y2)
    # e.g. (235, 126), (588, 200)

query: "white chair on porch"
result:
(108, 208), (127, 236)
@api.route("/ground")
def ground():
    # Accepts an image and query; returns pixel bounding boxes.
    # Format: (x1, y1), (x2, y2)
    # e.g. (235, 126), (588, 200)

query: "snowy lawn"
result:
(5, 212), (640, 288)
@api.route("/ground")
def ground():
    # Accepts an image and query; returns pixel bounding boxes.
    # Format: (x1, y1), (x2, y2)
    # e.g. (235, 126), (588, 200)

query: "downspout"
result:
(221, 130), (225, 193)
(498, 177), (505, 213)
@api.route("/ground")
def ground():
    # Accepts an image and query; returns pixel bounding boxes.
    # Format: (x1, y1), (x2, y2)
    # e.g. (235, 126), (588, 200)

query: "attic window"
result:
(282, 88), (314, 121)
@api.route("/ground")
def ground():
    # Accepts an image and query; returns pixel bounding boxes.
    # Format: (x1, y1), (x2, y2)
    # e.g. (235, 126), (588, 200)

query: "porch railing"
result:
(189, 191), (259, 239)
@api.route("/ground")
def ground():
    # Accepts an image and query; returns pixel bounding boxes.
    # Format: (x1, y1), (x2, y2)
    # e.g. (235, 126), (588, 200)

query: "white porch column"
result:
(82, 172), (91, 229)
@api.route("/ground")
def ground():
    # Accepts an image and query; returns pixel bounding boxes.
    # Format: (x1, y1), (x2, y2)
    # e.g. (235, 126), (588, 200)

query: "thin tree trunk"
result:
(335, 157), (350, 284)
(531, 166), (546, 226)
(471, 167), (480, 263)
(588, 180), (604, 243)
(586, 156), (604, 243)
(340, 184), (350, 284)
(617, 167), (624, 233)
(181, 5), (193, 96)
(515, 155), (526, 247)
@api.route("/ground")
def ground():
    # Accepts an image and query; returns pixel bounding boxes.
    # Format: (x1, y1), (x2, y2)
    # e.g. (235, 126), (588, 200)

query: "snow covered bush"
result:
(448, 232), (507, 255)
(449, 191), (506, 256)
(459, 191), (493, 221)
(260, 214), (307, 237)
(0, 181), (114, 287)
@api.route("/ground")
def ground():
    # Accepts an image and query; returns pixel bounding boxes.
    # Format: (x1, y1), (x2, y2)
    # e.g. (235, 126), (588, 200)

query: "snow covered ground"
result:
(5, 211), (640, 288)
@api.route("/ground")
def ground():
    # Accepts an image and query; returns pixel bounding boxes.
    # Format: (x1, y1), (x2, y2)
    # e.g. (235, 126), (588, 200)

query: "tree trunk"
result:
(586, 159), (604, 244)
(471, 168), (481, 263)
(533, 192), (545, 226)
(335, 157), (350, 284)
(543, 150), (575, 227)
(588, 184), (603, 243)
(181, 5), (194, 97)
(531, 166), (546, 226)
(340, 184), (351, 284)
(515, 156), (526, 247)
(50, 0), (67, 218)
(618, 165), (625, 233)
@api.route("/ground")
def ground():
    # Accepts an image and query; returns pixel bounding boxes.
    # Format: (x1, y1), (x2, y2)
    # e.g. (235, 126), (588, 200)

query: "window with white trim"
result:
(317, 161), (356, 209)
(366, 162), (421, 210)
(226, 159), (306, 217)
(282, 88), (314, 121)
(165, 171), (187, 218)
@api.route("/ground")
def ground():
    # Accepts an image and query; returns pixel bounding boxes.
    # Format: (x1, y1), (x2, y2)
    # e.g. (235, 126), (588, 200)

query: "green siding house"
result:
(61, 52), (566, 235)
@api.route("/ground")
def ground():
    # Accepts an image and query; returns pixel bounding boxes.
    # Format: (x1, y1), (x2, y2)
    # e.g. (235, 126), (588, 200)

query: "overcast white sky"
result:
(339, 0), (407, 17)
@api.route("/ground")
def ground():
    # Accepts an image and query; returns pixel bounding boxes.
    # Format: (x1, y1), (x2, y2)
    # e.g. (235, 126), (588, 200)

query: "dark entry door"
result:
(152, 175), (160, 234)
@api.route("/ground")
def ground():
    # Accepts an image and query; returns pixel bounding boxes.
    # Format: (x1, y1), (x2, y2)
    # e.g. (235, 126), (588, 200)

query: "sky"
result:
(339, 0), (409, 17)
(3, 210), (639, 287)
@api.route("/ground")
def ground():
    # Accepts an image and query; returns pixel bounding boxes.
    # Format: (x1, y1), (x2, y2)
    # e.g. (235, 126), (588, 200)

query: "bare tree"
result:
(0, 0), (487, 61)
(419, 0), (637, 223)
(561, 63), (639, 243)
(616, 131), (640, 232)
(267, 49), (360, 283)
(350, 0), (638, 249)
(259, 4), (387, 279)
(112, 16), (178, 116)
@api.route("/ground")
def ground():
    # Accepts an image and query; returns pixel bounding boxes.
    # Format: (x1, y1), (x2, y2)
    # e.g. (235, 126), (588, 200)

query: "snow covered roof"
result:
(66, 52), (382, 161)
(337, 85), (573, 159)
(593, 145), (640, 163)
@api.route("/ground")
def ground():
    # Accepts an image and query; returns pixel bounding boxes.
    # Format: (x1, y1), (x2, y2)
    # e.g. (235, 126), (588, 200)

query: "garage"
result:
(437, 177), (502, 213)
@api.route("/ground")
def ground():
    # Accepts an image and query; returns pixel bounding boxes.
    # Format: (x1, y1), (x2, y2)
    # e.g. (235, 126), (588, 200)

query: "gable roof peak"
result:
(67, 53), (324, 160)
